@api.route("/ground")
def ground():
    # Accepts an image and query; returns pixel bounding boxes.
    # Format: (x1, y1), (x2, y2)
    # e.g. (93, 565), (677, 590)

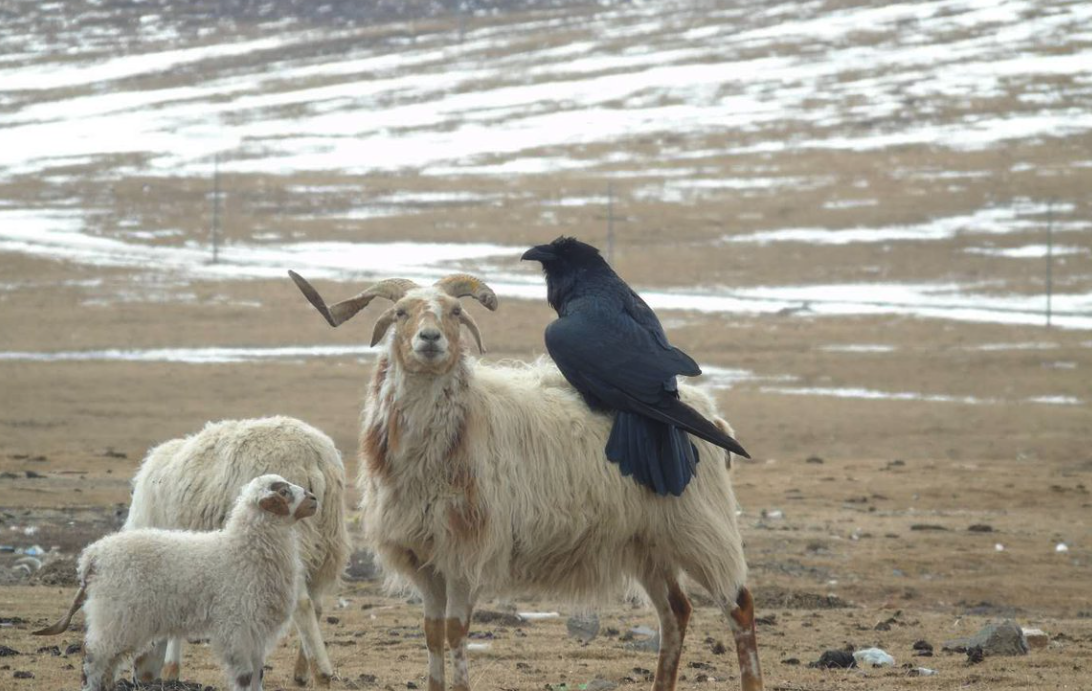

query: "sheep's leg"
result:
(162, 637), (183, 681)
(292, 588), (334, 686)
(445, 578), (475, 691)
(133, 639), (167, 682)
(726, 587), (763, 691)
(409, 565), (448, 691)
(638, 570), (691, 691)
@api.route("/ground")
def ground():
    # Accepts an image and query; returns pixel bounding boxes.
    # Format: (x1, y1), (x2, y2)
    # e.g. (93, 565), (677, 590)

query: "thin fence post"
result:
(211, 154), (221, 264)
(606, 182), (614, 265)
(1045, 199), (1054, 328)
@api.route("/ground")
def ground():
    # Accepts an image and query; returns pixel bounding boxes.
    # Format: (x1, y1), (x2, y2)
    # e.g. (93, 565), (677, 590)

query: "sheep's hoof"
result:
(293, 650), (311, 686)
(161, 662), (180, 682)
(315, 670), (334, 687)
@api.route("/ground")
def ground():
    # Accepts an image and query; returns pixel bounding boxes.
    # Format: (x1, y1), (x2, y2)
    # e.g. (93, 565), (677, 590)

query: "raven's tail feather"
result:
(606, 412), (699, 496)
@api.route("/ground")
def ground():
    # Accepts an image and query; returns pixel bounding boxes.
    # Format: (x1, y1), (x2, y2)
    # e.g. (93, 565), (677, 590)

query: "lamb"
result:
(123, 417), (350, 687)
(34, 474), (318, 691)
(288, 271), (765, 691)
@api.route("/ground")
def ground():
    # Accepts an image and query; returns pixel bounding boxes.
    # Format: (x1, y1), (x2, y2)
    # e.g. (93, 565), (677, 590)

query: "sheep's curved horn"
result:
(289, 271), (418, 327)
(434, 274), (498, 311)
(459, 311), (486, 354)
(370, 308), (398, 347)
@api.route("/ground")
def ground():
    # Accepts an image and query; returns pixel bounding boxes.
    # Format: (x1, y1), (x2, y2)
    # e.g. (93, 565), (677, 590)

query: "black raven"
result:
(522, 236), (749, 496)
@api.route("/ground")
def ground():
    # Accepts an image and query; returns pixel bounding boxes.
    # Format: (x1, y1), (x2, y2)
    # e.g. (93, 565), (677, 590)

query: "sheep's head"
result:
(288, 271), (498, 375)
(249, 474), (318, 521)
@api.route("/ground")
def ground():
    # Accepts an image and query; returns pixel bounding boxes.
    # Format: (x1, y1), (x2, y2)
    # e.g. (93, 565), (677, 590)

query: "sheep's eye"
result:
(396, 308), (407, 318)
(452, 306), (462, 316)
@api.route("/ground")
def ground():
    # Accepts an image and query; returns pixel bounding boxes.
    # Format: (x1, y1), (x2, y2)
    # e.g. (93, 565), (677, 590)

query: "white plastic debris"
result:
(466, 642), (492, 652)
(1055, 543), (1069, 553)
(995, 543), (1005, 552)
(1022, 628), (1049, 649)
(853, 647), (895, 668)
(21, 545), (44, 556)
(913, 667), (937, 676)
(518, 612), (560, 622)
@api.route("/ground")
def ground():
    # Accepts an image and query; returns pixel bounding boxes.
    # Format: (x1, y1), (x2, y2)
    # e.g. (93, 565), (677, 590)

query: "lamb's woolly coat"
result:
(74, 475), (311, 691)
(125, 417), (348, 684)
(360, 356), (747, 605)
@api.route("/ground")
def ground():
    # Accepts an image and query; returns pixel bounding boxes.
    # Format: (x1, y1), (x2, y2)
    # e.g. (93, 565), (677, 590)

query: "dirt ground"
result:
(1, 246), (1090, 691)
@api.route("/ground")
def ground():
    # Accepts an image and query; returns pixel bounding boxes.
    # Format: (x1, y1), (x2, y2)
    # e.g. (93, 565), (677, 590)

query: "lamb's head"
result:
(288, 271), (498, 375)
(246, 474), (318, 521)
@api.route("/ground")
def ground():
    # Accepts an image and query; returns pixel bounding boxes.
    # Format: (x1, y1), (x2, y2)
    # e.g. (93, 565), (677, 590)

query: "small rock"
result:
(1022, 628), (1049, 650)
(966, 646), (985, 664)
(358, 673), (378, 685)
(781, 658), (800, 665)
(406, 682), (418, 690)
(64, 644), (82, 656)
(943, 620), (1029, 656)
(809, 650), (856, 669)
(853, 647), (895, 668)
(805, 456), (824, 464)
(566, 612), (599, 643)
(326, 616), (340, 625)
(35, 646), (61, 656)
(473, 610), (523, 627)
(13, 671), (33, 679)
(912, 640), (934, 656)
(0, 647), (19, 657)
(24, 471), (44, 480)
(968, 524), (994, 532)
(910, 524), (949, 531)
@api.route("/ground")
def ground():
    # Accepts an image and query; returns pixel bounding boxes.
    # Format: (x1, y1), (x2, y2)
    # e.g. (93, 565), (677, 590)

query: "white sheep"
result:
(288, 271), (765, 691)
(123, 416), (350, 687)
(34, 474), (318, 691)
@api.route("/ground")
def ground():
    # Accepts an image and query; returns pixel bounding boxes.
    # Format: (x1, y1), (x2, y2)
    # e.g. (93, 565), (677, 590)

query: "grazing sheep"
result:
(123, 417), (349, 687)
(289, 271), (764, 691)
(35, 474), (318, 691)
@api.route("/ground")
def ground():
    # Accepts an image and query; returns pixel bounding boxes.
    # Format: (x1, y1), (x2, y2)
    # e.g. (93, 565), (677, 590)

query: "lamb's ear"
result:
(259, 494), (291, 516)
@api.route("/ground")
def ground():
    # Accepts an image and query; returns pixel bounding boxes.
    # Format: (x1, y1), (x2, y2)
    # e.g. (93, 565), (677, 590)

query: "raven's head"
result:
(521, 236), (604, 270)
(522, 236), (610, 312)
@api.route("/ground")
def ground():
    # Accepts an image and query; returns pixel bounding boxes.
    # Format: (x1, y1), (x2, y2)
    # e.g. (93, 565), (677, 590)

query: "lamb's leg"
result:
(162, 637), (183, 681)
(637, 570), (691, 691)
(133, 639), (167, 683)
(409, 565), (447, 691)
(221, 646), (258, 691)
(81, 644), (112, 691)
(292, 588), (335, 686)
(445, 578), (475, 691)
(250, 651), (265, 691)
(725, 587), (763, 691)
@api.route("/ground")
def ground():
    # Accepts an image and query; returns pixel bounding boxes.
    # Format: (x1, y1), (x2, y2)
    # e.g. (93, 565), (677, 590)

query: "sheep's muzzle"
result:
(295, 492), (319, 519)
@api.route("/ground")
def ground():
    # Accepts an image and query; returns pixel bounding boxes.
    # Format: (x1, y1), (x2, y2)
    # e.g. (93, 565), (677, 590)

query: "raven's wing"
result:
(546, 308), (696, 406)
(622, 287), (701, 375)
(546, 310), (750, 459)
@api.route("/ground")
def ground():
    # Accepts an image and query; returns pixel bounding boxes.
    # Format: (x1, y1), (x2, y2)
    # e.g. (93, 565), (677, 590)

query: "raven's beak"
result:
(521, 244), (555, 262)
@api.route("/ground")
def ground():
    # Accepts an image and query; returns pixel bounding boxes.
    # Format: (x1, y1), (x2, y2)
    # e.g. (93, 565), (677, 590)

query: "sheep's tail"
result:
(32, 584), (86, 636)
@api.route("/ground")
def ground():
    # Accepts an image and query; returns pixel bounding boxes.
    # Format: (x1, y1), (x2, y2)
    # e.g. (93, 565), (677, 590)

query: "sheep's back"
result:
(126, 417), (349, 593)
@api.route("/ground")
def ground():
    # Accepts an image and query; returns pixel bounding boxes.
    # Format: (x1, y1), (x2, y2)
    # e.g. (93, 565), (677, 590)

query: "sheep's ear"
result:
(259, 494), (291, 516)
(370, 307), (398, 347)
